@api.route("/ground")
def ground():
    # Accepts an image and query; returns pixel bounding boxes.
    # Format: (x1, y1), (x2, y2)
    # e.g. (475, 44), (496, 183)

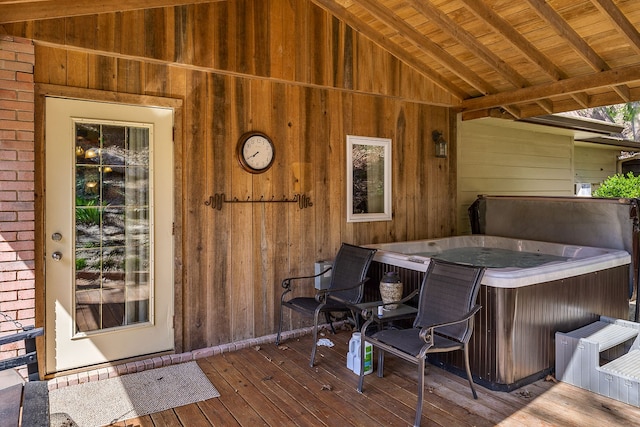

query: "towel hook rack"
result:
(205, 193), (313, 211)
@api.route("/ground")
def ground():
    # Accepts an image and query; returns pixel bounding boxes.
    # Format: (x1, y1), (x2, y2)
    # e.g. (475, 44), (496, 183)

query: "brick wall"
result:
(0, 36), (35, 362)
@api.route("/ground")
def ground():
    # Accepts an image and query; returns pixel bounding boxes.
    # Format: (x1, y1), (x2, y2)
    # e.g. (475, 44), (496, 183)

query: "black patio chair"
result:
(276, 243), (377, 367)
(357, 258), (485, 427)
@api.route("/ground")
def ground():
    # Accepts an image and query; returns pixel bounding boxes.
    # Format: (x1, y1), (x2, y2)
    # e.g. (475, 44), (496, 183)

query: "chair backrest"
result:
(327, 243), (377, 304)
(413, 259), (485, 343)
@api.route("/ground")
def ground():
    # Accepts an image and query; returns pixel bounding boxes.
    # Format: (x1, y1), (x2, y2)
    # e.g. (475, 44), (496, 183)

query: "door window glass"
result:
(74, 122), (151, 333)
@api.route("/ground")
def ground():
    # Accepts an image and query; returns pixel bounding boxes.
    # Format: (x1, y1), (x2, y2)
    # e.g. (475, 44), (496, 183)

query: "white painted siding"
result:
(457, 118), (574, 234)
(574, 144), (621, 191)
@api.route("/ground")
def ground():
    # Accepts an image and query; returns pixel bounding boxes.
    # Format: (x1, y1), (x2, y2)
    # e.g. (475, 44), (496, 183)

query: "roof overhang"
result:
(519, 114), (624, 135)
(575, 136), (640, 150)
(518, 114), (640, 150)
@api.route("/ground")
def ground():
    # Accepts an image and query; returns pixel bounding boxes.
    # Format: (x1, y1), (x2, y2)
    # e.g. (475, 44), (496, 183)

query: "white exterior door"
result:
(44, 97), (174, 374)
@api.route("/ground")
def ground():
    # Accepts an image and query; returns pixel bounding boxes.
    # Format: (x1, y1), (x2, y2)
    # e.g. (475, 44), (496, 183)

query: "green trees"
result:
(593, 172), (640, 198)
(604, 103), (640, 141)
(570, 102), (640, 141)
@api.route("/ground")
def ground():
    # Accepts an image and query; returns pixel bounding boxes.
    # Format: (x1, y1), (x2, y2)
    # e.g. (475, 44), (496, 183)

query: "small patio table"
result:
(352, 301), (419, 375)
(353, 301), (418, 331)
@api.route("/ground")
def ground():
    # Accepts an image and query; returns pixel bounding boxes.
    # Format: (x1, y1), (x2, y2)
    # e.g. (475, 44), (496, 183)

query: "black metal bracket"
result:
(205, 193), (313, 210)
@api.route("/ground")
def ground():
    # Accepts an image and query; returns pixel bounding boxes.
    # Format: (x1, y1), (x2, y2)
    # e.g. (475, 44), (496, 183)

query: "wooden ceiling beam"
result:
(525, 0), (608, 72)
(461, 107), (516, 121)
(461, 64), (640, 113)
(460, 0), (599, 115)
(0, 0), (226, 24)
(406, 0), (528, 89)
(613, 84), (631, 102)
(536, 98), (554, 114)
(353, 0), (495, 95)
(526, 0), (631, 103)
(310, 0), (468, 100)
(408, 0), (559, 117)
(501, 105), (521, 119)
(460, 0), (564, 82)
(571, 92), (591, 109)
(591, 0), (640, 58)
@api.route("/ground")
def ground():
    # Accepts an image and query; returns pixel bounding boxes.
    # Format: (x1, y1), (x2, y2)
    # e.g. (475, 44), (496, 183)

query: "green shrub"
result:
(76, 197), (102, 225)
(593, 172), (640, 198)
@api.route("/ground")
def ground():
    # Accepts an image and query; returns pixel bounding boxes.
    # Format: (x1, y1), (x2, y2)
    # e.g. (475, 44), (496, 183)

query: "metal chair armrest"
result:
(418, 305), (481, 342)
(281, 267), (332, 290)
(359, 314), (377, 337)
(379, 288), (420, 307)
(322, 277), (369, 304)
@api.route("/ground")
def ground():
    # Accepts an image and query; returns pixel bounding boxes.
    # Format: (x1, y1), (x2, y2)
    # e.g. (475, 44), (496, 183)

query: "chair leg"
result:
(358, 318), (373, 393)
(357, 336), (366, 393)
(377, 349), (385, 377)
(325, 312), (337, 334)
(310, 307), (322, 367)
(276, 305), (285, 346)
(414, 357), (425, 427)
(357, 362), (365, 393)
(463, 344), (478, 399)
(352, 309), (360, 330)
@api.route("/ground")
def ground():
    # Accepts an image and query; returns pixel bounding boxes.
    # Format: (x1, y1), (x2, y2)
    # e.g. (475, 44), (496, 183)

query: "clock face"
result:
(237, 132), (275, 173)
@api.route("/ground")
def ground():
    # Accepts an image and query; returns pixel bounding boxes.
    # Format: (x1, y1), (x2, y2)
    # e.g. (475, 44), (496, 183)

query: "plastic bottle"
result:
(346, 332), (373, 375)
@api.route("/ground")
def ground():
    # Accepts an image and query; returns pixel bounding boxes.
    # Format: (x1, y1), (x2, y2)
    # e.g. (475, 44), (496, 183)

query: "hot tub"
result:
(364, 235), (631, 391)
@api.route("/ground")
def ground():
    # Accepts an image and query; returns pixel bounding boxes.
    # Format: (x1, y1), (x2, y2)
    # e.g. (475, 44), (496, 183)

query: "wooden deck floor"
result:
(113, 328), (640, 427)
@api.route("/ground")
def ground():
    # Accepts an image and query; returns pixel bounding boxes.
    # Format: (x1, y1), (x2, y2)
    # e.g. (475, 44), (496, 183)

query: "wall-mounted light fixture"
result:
(432, 130), (447, 158)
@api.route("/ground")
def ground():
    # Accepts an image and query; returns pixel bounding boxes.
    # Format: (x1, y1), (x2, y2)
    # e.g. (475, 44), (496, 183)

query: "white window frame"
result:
(346, 135), (392, 222)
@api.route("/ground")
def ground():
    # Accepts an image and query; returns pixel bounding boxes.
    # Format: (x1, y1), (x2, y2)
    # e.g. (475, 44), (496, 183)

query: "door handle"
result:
(52, 252), (63, 261)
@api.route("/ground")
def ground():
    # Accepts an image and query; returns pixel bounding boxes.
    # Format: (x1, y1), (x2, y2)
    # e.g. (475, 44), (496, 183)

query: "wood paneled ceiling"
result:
(2, 0), (640, 120)
(313, 0), (640, 120)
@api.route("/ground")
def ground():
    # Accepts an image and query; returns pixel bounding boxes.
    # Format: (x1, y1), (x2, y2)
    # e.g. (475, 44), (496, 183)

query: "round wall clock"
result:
(236, 131), (276, 174)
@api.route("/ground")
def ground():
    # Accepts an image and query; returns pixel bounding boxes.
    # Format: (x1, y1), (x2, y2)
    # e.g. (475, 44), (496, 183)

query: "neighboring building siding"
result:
(457, 118), (574, 234)
(0, 36), (35, 363)
(574, 144), (621, 191)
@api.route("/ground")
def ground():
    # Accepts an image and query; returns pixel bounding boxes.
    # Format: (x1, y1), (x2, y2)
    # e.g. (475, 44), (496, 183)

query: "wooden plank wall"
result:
(2, 0), (457, 352)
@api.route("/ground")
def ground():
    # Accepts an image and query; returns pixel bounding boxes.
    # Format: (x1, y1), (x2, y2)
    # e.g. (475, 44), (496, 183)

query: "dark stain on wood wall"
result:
(3, 0), (458, 352)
